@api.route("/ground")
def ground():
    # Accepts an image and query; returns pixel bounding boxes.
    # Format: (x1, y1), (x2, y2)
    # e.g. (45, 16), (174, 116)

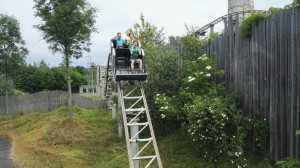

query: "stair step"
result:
(124, 108), (146, 112)
(133, 155), (157, 160)
(130, 138), (153, 143)
(127, 122), (149, 126)
(123, 96), (142, 99)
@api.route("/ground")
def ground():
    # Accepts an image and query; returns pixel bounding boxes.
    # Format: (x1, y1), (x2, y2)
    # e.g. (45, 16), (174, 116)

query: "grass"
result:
(80, 93), (102, 101)
(0, 107), (275, 168)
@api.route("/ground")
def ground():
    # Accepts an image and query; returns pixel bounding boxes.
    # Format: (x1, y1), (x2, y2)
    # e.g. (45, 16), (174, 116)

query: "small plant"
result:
(250, 115), (269, 153)
(276, 157), (300, 168)
(240, 13), (268, 38)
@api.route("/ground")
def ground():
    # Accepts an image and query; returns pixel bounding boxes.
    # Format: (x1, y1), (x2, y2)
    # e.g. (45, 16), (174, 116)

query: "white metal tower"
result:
(228, 0), (254, 14)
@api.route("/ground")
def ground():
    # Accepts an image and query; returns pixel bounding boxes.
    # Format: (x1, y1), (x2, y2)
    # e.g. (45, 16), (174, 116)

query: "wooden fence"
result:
(0, 91), (105, 114)
(204, 8), (300, 161)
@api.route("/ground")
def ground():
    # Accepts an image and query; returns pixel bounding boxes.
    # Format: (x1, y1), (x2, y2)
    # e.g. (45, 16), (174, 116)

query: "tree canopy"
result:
(33, 0), (97, 120)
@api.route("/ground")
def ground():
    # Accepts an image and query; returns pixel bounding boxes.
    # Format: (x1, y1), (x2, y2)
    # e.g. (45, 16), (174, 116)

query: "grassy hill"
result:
(0, 107), (274, 168)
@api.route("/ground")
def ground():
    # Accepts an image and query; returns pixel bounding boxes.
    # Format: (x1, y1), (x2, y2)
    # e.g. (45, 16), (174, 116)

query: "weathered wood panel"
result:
(204, 8), (300, 161)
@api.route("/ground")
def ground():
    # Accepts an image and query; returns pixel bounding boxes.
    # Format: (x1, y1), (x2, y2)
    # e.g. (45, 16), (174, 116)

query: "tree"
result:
(33, 0), (97, 120)
(0, 14), (28, 114)
(127, 14), (181, 133)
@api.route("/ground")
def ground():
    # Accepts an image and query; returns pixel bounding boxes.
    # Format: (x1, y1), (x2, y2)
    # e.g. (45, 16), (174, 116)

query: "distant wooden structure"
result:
(203, 8), (300, 161)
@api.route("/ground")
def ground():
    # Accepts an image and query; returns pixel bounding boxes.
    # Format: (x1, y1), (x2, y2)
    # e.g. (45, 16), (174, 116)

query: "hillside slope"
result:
(0, 107), (273, 168)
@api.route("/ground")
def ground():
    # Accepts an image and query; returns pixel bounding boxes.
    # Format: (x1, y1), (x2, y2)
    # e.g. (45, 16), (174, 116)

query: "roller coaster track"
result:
(194, 10), (266, 36)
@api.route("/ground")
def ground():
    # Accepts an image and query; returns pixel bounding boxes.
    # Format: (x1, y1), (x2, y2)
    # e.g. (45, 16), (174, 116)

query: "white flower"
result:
(163, 97), (166, 100)
(188, 76), (192, 79)
(165, 106), (168, 109)
(198, 56), (202, 60)
(200, 72), (204, 74)
(156, 93), (160, 97)
(248, 119), (251, 121)
(188, 77), (195, 82)
(202, 56), (208, 60)
(161, 114), (165, 119)
(206, 66), (212, 70)
(202, 54), (207, 57)
(238, 166), (242, 168)
(264, 118), (267, 121)
(206, 73), (211, 77)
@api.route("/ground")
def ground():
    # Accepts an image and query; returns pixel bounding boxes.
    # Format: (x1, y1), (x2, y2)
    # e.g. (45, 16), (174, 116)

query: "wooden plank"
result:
(296, 7), (300, 158)
(228, 15), (234, 92)
(289, 7), (297, 157)
(269, 12), (279, 161)
(279, 10), (289, 158)
(223, 17), (229, 90)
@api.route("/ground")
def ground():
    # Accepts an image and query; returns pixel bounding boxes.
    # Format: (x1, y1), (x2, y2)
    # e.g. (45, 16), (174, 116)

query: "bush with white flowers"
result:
(155, 54), (252, 166)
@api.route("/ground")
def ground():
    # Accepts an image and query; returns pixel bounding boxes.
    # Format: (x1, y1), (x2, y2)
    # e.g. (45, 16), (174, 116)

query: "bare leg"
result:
(139, 59), (143, 70)
(131, 60), (134, 72)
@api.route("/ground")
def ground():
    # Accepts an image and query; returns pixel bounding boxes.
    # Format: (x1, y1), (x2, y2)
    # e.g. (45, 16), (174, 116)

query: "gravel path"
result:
(0, 137), (14, 168)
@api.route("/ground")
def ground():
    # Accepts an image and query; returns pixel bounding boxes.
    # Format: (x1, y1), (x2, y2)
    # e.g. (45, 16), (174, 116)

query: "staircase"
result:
(118, 82), (163, 168)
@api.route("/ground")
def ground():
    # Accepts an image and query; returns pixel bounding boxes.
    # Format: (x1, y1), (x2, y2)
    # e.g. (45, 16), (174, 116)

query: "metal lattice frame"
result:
(118, 82), (163, 168)
(194, 10), (266, 36)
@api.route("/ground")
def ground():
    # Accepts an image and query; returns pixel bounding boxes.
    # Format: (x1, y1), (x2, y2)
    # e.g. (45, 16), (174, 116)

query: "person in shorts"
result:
(130, 40), (142, 72)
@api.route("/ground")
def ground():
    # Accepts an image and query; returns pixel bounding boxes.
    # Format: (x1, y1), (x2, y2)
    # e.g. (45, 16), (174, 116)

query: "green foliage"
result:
(251, 118), (269, 153)
(208, 32), (219, 43)
(155, 53), (249, 166)
(267, 7), (282, 14)
(13, 62), (87, 93)
(155, 40), (269, 167)
(0, 74), (14, 95)
(0, 14), (28, 95)
(127, 14), (181, 134)
(296, 130), (300, 135)
(33, 0), (97, 59)
(127, 13), (165, 52)
(181, 35), (202, 61)
(276, 157), (300, 168)
(34, 0), (97, 118)
(285, 0), (300, 9)
(240, 13), (268, 38)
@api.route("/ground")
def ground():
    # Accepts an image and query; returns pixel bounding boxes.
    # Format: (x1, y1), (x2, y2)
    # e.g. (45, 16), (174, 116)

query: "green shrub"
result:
(276, 157), (300, 168)
(155, 53), (251, 167)
(240, 13), (268, 38)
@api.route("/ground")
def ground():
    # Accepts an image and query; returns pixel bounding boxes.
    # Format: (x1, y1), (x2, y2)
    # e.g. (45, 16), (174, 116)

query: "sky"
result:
(0, 0), (294, 67)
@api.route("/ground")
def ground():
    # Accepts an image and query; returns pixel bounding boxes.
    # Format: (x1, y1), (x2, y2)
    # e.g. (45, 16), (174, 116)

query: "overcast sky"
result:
(0, 0), (293, 67)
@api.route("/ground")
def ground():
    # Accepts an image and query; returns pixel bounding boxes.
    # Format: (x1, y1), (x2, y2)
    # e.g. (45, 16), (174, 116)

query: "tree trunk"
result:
(5, 90), (8, 115)
(67, 65), (72, 121)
